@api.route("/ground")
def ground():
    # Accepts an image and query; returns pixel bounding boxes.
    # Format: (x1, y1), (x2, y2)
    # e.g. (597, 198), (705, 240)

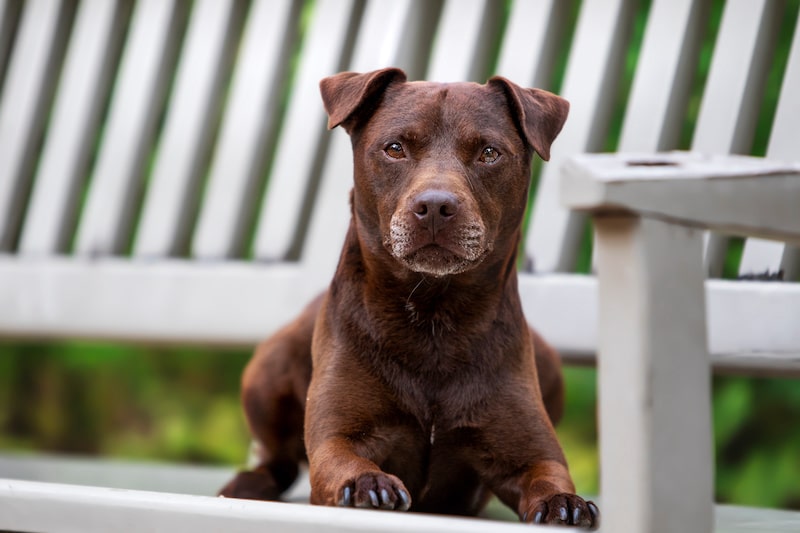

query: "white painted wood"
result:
(19, 0), (125, 255)
(494, 0), (566, 89)
(0, 257), (328, 346)
(191, 0), (300, 260)
(692, 0), (778, 155)
(2, 476), (798, 533)
(739, 8), (800, 278)
(1, 257), (796, 372)
(0, 0), (21, 77)
(74, 0), (183, 256)
(618, 0), (706, 152)
(0, 0), (69, 250)
(0, 453), (236, 497)
(133, 0), (241, 258)
(301, 0), (439, 275)
(426, 0), (500, 82)
(0, 479), (535, 533)
(695, 0), (780, 276)
(595, 215), (713, 533)
(381, 0), (441, 81)
(251, 0), (360, 262)
(525, 0), (636, 272)
(562, 152), (800, 245)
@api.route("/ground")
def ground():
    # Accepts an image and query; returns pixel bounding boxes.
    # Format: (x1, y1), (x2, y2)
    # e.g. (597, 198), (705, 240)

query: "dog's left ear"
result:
(488, 77), (569, 161)
(320, 68), (408, 132)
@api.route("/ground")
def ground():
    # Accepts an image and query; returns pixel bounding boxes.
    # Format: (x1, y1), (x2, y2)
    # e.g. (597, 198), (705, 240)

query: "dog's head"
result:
(320, 68), (568, 278)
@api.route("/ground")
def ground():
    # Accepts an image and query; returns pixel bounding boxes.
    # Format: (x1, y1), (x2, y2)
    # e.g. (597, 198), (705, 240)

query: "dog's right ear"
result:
(320, 68), (407, 131)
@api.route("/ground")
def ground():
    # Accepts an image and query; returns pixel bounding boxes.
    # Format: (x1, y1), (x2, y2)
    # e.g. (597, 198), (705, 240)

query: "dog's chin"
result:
(395, 245), (487, 277)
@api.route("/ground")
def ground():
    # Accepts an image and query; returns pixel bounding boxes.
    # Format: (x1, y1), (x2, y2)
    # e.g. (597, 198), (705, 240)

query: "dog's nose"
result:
(411, 190), (459, 232)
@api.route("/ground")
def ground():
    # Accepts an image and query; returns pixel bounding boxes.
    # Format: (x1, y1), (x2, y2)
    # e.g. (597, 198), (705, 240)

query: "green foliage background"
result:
(2, 0), (800, 515)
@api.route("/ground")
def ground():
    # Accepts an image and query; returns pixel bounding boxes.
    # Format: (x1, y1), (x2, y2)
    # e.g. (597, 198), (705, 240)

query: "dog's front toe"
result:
(522, 493), (599, 529)
(337, 472), (411, 511)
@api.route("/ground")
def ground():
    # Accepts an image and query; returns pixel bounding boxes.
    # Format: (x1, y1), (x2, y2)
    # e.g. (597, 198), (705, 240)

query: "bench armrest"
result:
(561, 151), (800, 244)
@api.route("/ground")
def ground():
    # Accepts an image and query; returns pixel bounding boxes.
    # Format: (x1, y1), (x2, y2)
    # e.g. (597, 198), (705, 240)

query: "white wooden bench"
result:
(1, 0), (799, 532)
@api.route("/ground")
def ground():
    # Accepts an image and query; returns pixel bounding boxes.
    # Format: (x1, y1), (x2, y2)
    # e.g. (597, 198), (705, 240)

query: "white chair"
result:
(1, 0), (798, 531)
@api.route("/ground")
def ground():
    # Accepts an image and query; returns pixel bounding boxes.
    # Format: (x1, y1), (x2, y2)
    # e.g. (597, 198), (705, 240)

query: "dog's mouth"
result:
(385, 219), (492, 277)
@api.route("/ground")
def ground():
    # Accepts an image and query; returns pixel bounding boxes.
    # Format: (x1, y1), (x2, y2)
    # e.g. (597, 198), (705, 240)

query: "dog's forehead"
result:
(375, 80), (514, 131)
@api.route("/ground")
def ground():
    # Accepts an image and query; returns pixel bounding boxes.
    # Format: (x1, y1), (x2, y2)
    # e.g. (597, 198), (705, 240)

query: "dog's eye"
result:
(384, 142), (405, 159)
(479, 146), (500, 164)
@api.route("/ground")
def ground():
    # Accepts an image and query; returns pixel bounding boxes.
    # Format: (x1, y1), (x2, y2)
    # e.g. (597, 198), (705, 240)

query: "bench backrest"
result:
(1, 0), (798, 344)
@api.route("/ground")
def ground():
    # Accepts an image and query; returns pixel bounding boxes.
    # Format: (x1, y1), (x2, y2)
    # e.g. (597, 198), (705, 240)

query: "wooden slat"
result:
(19, 0), (127, 255)
(251, 0), (361, 262)
(0, 257), (328, 346)
(425, 0), (502, 82)
(133, 0), (243, 258)
(562, 152), (800, 245)
(694, 0), (780, 276)
(74, 0), (185, 256)
(2, 476), (798, 533)
(301, 0), (440, 275)
(381, 0), (441, 81)
(618, 0), (708, 152)
(524, 0), (636, 272)
(595, 216), (712, 533)
(494, 0), (567, 90)
(692, 0), (778, 155)
(1, 257), (797, 373)
(739, 8), (800, 279)
(0, 0), (72, 251)
(0, 479), (530, 533)
(0, 0), (23, 84)
(190, 0), (301, 260)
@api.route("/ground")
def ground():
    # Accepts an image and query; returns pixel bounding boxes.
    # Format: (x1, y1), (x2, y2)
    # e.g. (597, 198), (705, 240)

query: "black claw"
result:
(533, 510), (544, 524)
(573, 506), (582, 525)
(398, 489), (411, 511)
(522, 512), (528, 522)
(588, 501), (599, 519)
(559, 505), (568, 523)
(340, 486), (352, 506)
(380, 489), (390, 506)
(369, 489), (379, 508)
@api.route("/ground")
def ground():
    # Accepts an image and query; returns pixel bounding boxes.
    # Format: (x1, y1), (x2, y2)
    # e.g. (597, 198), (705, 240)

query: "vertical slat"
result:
(0, 0), (72, 251)
(74, 0), (185, 256)
(739, 8), (800, 280)
(190, 0), (301, 260)
(301, 0), (439, 276)
(692, 0), (778, 155)
(693, 0), (780, 276)
(133, 0), (244, 258)
(618, 0), (708, 152)
(251, 0), (363, 262)
(426, 0), (503, 82)
(494, 0), (568, 90)
(595, 215), (712, 533)
(525, 0), (636, 272)
(19, 0), (127, 255)
(0, 0), (23, 85)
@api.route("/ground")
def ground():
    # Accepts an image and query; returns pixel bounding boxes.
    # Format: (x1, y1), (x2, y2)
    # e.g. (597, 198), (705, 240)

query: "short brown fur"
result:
(220, 68), (597, 528)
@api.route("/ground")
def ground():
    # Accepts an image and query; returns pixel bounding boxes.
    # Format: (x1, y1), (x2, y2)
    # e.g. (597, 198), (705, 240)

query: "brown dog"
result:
(220, 68), (598, 528)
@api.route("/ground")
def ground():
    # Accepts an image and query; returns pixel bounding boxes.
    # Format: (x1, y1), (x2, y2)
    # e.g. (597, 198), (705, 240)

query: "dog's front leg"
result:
(303, 346), (414, 512)
(306, 436), (412, 511)
(513, 460), (600, 528)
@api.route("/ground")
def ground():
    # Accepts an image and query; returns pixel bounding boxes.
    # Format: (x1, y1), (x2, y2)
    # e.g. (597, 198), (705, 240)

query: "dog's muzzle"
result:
(385, 189), (491, 276)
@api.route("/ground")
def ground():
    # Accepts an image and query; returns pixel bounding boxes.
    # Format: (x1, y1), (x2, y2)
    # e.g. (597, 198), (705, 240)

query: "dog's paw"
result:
(218, 470), (282, 501)
(337, 472), (411, 511)
(521, 493), (599, 529)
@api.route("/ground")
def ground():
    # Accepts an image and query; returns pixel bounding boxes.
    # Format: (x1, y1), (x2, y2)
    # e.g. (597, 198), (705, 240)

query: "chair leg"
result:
(594, 215), (713, 533)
